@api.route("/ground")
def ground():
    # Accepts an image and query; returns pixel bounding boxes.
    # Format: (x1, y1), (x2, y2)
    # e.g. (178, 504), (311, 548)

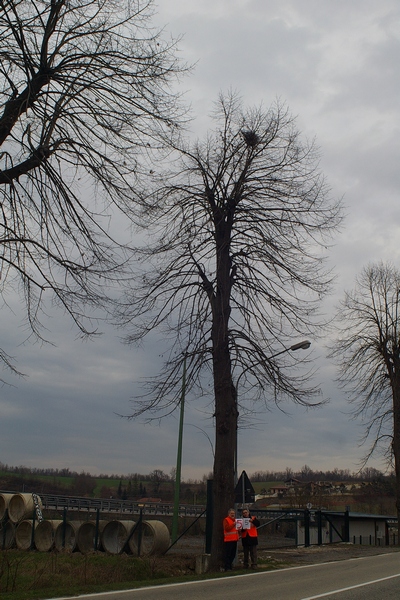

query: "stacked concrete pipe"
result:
(54, 521), (81, 552)
(0, 492), (14, 521)
(15, 520), (37, 550)
(8, 493), (42, 523)
(0, 519), (15, 549)
(2, 493), (170, 556)
(128, 520), (170, 556)
(101, 520), (136, 555)
(35, 519), (63, 552)
(76, 520), (107, 554)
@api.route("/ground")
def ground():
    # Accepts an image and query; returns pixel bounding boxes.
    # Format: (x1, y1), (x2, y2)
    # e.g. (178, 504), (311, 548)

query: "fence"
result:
(2, 491), (398, 555)
(0, 491), (187, 556)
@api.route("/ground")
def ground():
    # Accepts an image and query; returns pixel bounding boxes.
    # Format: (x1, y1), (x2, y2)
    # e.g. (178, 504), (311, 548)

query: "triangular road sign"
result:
(234, 470), (255, 504)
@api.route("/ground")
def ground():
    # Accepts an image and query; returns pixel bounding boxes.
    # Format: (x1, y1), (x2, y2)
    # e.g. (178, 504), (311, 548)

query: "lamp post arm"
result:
(236, 340), (311, 387)
(269, 339), (311, 359)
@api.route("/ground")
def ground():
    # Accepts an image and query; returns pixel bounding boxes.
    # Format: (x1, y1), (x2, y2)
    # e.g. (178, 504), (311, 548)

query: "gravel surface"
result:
(156, 539), (400, 576)
(259, 543), (400, 566)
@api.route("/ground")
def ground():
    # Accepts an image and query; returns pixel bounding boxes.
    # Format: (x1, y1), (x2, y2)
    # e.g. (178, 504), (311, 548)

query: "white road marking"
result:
(301, 572), (400, 599)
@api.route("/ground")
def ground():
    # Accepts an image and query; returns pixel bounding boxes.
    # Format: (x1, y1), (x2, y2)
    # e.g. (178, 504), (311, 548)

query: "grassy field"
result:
(0, 550), (174, 600)
(0, 471), (179, 500)
(251, 481), (285, 493)
(92, 478), (120, 497)
(0, 471), (75, 492)
(0, 548), (288, 600)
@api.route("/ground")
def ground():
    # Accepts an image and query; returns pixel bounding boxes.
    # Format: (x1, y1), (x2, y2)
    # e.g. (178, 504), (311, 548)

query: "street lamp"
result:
(171, 355), (187, 543)
(270, 339), (311, 358)
(234, 339), (311, 482)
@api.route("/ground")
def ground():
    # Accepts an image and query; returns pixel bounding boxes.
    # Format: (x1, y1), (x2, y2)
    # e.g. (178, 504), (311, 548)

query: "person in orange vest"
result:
(223, 507), (239, 571)
(240, 507), (260, 569)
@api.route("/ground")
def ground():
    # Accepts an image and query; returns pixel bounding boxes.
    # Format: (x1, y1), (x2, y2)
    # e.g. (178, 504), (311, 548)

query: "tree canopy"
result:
(0, 0), (186, 369)
(331, 262), (400, 464)
(120, 92), (343, 566)
(122, 93), (342, 416)
(331, 262), (400, 542)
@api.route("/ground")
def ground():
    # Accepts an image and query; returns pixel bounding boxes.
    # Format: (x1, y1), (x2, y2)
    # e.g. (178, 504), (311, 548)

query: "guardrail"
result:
(0, 492), (205, 518)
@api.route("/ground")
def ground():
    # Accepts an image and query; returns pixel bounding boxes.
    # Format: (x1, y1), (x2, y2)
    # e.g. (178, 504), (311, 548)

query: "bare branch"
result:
(0, 0), (188, 365)
(330, 261), (400, 538)
(118, 91), (342, 567)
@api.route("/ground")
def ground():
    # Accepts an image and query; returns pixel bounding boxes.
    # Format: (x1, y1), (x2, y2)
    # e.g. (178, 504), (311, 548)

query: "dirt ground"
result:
(154, 540), (400, 576)
(258, 543), (400, 566)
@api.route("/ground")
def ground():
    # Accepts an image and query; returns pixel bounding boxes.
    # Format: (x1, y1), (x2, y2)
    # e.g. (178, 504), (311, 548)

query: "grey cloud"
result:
(2, 0), (399, 479)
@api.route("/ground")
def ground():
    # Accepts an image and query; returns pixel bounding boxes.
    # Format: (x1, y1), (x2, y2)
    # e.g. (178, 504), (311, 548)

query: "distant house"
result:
(284, 479), (335, 496)
(285, 478), (302, 487)
(317, 481), (333, 490)
(269, 485), (288, 496)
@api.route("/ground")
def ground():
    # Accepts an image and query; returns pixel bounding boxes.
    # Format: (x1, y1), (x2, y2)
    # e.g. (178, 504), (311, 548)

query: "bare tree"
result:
(330, 262), (400, 542)
(0, 0), (186, 369)
(121, 92), (342, 567)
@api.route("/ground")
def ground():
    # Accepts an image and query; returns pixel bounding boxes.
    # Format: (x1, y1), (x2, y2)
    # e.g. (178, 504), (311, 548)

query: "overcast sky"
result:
(1, 0), (400, 482)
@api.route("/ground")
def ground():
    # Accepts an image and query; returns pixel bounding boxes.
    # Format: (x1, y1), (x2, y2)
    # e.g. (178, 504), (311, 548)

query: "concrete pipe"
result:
(35, 520), (63, 552)
(101, 520), (135, 555)
(54, 521), (80, 552)
(15, 520), (37, 550)
(76, 520), (107, 554)
(8, 493), (42, 523)
(0, 493), (14, 520)
(128, 520), (170, 556)
(0, 520), (15, 549)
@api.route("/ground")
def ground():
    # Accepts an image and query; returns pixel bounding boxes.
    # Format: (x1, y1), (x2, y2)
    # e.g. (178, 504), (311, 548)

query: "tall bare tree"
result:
(330, 262), (400, 542)
(0, 0), (186, 369)
(121, 92), (342, 567)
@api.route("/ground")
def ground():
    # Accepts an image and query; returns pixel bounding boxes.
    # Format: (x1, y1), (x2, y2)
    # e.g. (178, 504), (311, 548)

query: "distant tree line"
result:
(0, 463), (89, 477)
(1, 461), (391, 486)
(0, 463), (172, 482)
(0, 463), (208, 502)
(250, 465), (392, 482)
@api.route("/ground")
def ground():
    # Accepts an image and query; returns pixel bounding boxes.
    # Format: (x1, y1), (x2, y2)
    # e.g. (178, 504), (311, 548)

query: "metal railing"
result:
(34, 493), (205, 517)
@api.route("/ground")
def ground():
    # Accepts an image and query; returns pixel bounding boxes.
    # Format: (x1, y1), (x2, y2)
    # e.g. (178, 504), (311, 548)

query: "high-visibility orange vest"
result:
(223, 516), (239, 542)
(241, 517), (258, 539)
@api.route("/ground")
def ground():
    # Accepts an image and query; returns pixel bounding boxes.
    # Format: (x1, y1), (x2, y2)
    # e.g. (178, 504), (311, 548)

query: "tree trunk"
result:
(209, 220), (237, 569)
(392, 375), (400, 545)
(210, 351), (238, 568)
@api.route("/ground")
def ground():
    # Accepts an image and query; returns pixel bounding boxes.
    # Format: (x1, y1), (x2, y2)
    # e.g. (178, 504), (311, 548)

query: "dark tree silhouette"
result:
(0, 0), (186, 370)
(331, 262), (400, 543)
(121, 92), (342, 566)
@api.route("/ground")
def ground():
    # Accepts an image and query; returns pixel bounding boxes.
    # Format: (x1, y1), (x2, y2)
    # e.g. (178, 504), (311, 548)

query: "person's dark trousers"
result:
(243, 544), (258, 568)
(224, 541), (237, 570)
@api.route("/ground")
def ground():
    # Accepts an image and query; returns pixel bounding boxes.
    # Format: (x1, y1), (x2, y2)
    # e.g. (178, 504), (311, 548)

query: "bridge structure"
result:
(31, 493), (205, 518)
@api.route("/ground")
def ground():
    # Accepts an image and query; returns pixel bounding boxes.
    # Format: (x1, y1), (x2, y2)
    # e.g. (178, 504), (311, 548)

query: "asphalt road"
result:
(53, 552), (400, 600)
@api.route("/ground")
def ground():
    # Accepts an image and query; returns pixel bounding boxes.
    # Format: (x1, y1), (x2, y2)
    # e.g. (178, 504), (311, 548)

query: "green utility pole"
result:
(171, 355), (187, 542)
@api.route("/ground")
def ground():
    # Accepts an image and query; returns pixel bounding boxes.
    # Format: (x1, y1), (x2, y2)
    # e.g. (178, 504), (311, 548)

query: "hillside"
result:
(0, 463), (396, 515)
